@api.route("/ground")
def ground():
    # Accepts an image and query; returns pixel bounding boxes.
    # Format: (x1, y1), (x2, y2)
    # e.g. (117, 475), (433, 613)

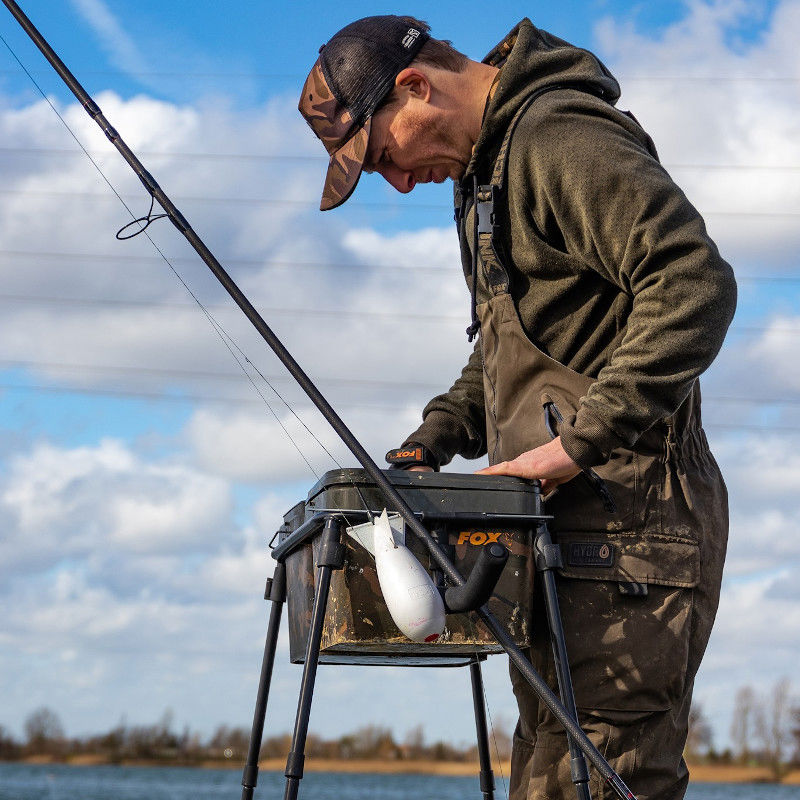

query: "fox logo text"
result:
(457, 531), (503, 546)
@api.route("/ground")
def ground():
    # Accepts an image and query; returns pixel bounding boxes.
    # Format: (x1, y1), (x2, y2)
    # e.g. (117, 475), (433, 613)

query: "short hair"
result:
(376, 18), (468, 111)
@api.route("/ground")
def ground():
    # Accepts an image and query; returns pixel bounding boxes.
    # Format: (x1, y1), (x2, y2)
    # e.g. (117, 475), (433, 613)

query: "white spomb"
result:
(372, 510), (446, 643)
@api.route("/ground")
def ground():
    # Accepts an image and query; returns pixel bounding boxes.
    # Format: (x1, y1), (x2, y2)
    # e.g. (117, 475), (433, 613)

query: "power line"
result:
(1, 356), (800, 407)
(619, 75), (800, 83)
(667, 163), (800, 172)
(2, 146), (800, 172)
(737, 276), (800, 285)
(0, 293), (465, 322)
(730, 326), (800, 335)
(0, 146), (321, 163)
(0, 292), (799, 334)
(0, 379), (437, 411)
(1, 380), (800, 433)
(0, 248), (457, 274)
(1, 67), (798, 83)
(0, 379), (297, 408)
(1, 248), (800, 285)
(0, 69), (299, 80)
(0, 357), (440, 389)
(3, 249), (800, 285)
(0, 187), (798, 216)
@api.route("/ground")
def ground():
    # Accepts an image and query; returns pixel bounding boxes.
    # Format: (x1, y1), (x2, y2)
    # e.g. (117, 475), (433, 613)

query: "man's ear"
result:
(394, 67), (432, 102)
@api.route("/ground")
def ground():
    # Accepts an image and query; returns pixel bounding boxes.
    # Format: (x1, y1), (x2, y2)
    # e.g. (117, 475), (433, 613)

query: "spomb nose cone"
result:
(372, 510), (446, 643)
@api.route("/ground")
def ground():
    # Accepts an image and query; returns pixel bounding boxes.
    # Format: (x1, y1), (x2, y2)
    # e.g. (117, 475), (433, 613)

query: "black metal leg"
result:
(283, 517), (344, 800)
(241, 561), (287, 800)
(534, 519), (592, 800)
(470, 660), (495, 800)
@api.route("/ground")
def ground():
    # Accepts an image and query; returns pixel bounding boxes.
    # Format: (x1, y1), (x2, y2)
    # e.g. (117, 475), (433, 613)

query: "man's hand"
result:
(475, 437), (581, 493)
(407, 465), (434, 472)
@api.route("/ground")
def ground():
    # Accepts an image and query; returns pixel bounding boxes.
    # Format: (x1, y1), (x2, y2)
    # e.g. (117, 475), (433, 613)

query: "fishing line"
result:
(0, 29), (328, 488)
(482, 674), (509, 800)
(0, 27), (373, 520)
(467, 614), (510, 800)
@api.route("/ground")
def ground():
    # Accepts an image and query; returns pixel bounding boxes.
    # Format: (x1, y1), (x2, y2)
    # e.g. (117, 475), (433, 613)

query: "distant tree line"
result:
(8, 680), (800, 777)
(685, 677), (800, 780)
(0, 707), (512, 766)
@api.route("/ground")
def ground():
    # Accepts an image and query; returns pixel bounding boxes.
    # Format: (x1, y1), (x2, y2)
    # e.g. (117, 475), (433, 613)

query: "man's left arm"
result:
(481, 93), (737, 479)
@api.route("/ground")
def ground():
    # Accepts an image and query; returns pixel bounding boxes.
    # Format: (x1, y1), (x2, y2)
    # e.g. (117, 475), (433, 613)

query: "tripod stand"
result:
(240, 477), (597, 800)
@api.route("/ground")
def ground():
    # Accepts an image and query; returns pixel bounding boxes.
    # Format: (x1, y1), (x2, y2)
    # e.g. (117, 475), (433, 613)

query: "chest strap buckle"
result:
(476, 184), (500, 236)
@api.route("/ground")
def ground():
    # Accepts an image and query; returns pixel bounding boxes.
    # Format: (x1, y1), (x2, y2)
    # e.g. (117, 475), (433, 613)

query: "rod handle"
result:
(443, 543), (508, 613)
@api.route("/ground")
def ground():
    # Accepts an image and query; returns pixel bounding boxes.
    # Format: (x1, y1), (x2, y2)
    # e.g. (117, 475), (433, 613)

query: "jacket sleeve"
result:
(514, 93), (737, 468)
(403, 339), (487, 467)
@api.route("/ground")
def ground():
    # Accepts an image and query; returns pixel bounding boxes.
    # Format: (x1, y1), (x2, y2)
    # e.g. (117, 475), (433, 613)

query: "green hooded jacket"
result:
(405, 19), (737, 469)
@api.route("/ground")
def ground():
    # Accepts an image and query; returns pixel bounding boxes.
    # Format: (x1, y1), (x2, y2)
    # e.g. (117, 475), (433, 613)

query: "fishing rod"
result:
(1, 3), (636, 798)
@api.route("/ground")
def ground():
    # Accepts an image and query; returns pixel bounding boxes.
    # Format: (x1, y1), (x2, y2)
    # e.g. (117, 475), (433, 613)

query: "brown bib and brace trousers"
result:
(462, 91), (729, 800)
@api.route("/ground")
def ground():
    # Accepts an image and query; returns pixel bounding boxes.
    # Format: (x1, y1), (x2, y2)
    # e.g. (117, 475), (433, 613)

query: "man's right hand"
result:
(385, 444), (438, 470)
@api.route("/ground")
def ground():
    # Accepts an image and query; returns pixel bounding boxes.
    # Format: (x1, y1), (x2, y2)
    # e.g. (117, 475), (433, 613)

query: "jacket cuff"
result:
(403, 410), (468, 469)
(559, 406), (625, 470)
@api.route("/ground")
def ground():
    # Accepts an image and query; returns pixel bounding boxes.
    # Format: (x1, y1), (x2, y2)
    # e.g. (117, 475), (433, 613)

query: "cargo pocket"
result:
(525, 724), (638, 800)
(554, 531), (699, 712)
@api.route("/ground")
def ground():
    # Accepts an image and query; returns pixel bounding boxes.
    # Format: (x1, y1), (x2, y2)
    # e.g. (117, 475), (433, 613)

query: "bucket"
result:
(276, 469), (539, 666)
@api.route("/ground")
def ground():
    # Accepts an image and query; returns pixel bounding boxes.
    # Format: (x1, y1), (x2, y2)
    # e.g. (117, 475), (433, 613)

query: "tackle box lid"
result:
(305, 468), (540, 516)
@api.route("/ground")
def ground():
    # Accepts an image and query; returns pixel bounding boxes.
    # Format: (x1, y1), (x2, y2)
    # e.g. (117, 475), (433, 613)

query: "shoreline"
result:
(15, 755), (800, 784)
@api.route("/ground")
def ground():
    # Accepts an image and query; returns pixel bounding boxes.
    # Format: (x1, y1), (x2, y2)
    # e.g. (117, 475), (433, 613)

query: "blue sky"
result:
(0, 0), (799, 762)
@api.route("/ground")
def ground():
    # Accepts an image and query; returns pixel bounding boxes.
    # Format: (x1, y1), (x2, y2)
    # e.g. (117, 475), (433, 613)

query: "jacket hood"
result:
(466, 19), (621, 178)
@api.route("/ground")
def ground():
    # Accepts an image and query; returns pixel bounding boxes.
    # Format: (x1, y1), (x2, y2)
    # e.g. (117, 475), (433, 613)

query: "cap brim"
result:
(319, 118), (371, 211)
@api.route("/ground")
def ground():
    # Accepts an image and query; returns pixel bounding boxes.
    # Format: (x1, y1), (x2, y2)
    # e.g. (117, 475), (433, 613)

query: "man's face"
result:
(364, 88), (471, 193)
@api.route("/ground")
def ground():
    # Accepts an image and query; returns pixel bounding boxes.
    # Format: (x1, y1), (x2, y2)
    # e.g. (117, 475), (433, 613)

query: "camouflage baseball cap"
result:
(299, 16), (430, 211)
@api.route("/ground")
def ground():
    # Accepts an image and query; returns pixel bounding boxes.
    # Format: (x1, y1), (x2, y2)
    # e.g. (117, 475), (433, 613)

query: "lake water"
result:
(1, 763), (800, 800)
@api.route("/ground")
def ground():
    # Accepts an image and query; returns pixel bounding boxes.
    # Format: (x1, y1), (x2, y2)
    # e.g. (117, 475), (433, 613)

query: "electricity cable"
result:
(5, 357), (800, 409)
(2, 145), (800, 172)
(0, 185), (797, 216)
(0, 25), (344, 494)
(4, 250), (800, 285)
(1, 66), (798, 82)
(0, 291), (796, 337)
(2, 381), (800, 435)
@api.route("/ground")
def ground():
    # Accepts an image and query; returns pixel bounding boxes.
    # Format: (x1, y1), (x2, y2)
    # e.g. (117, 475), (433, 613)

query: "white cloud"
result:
(0, 438), (232, 578)
(596, 0), (800, 270)
(185, 404), (431, 483)
(69, 0), (150, 78)
(0, 435), (287, 737)
(738, 315), (800, 392)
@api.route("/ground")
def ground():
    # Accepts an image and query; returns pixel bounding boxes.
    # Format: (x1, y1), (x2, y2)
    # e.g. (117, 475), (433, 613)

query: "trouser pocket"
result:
(509, 711), (688, 800)
(554, 532), (699, 712)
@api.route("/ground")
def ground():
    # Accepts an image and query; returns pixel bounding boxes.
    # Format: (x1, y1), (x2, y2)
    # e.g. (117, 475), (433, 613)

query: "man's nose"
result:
(380, 164), (416, 193)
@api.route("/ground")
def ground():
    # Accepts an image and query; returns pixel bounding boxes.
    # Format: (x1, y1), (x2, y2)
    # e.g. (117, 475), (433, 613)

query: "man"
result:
(299, 15), (736, 800)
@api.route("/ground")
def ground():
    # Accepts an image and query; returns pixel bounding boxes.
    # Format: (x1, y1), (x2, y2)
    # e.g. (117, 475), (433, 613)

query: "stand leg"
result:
(241, 562), (286, 800)
(283, 517), (344, 800)
(470, 660), (495, 800)
(534, 518), (592, 800)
